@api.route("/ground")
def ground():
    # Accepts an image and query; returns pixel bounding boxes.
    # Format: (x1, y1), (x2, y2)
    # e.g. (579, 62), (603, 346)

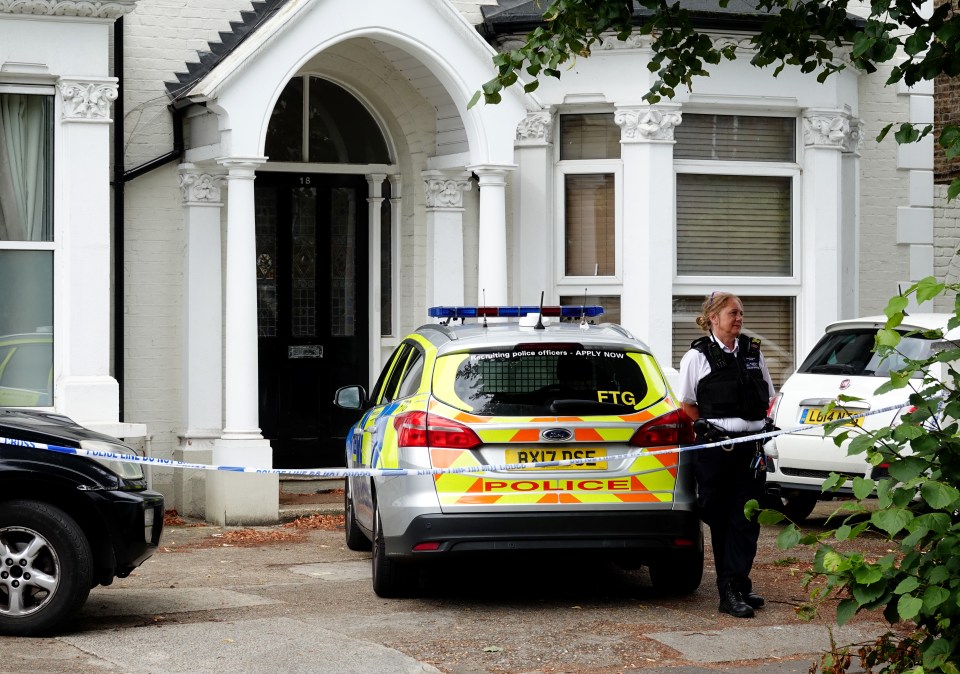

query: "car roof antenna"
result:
(536, 291), (545, 330)
(481, 289), (488, 328)
(580, 287), (589, 328)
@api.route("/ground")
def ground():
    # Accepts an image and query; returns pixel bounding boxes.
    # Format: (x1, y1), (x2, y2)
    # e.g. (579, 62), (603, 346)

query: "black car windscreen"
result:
(798, 329), (935, 377)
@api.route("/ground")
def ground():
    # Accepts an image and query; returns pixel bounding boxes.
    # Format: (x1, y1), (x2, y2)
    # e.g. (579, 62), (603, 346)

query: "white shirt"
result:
(677, 333), (776, 433)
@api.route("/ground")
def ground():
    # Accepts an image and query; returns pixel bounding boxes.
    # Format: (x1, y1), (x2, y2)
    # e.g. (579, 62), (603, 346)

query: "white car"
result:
(766, 313), (954, 521)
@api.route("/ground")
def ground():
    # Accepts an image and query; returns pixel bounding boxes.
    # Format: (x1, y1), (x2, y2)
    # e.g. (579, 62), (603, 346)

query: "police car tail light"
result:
(394, 411), (482, 449)
(768, 393), (783, 420)
(629, 410), (695, 447)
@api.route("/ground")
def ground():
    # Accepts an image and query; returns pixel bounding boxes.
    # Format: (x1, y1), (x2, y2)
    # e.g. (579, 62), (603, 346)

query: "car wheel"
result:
(0, 500), (94, 637)
(765, 492), (818, 522)
(648, 545), (704, 596)
(371, 497), (417, 598)
(344, 479), (371, 552)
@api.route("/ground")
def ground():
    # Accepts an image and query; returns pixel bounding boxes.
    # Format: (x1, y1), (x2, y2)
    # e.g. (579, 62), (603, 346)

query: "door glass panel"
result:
(329, 187), (357, 337)
(256, 188), (278, 337)
(291, 187), (317, 338)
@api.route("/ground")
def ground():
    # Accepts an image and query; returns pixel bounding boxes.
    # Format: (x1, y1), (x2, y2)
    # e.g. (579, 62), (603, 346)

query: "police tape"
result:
(0, 402), (912, 478)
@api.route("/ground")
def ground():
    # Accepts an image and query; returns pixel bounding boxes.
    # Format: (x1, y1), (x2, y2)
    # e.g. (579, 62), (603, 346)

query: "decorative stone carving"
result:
(803, 112), (850, 148)
(843, 119), (863, 155)
(0, 0), (137, 18)
(58, 80), (117, 121)
(423, 171), (472, 209)
(615, 106), (682, 142)
(516, 110), (554, 144)
(179, 171), (225, 204)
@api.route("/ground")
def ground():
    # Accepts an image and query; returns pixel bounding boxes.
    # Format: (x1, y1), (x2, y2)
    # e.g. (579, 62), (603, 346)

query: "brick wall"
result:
(935, 1), (960, 184)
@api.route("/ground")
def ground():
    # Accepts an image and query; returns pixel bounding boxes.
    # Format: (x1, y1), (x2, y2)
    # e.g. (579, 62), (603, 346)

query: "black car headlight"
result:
(79, 439), (145, 480)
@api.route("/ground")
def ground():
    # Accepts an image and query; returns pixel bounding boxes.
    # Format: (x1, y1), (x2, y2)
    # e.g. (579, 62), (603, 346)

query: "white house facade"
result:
(0, 0), (933, 524)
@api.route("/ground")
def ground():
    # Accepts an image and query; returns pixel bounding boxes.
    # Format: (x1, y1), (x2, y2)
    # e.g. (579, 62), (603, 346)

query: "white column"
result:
(175, 164), (225, 517)
(423, 170), (471, 307)
(56, 78), (141, 435)
(801, 109), (848, 351)
(218, 158), (266, 439)
(209, 155), (277, 526)
(513, 110), (555, 304)
(367, 173), (385, 382)
(615, 104), (681, 364)
(840, 119), (862, 319)
(469, 164), (514, 306)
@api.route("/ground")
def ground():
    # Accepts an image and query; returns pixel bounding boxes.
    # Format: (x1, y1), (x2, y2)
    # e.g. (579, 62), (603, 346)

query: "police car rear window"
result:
(433, 346), (652, 416)
(799, 329), (935, 377)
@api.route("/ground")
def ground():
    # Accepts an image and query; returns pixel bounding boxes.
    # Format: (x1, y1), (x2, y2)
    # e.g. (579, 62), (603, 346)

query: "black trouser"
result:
(692, 435), (766, 596)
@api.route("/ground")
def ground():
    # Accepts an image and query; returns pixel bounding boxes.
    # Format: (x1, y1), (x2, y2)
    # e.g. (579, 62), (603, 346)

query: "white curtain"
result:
(0, 94), (50, 242)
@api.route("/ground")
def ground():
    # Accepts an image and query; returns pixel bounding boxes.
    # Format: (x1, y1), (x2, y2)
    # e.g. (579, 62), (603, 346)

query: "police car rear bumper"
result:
(387, 510), (702, 559)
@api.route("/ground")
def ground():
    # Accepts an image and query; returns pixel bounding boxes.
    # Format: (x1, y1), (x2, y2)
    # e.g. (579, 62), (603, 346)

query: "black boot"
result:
(719, 584), (754, 618)
(736, 580), (764, 609)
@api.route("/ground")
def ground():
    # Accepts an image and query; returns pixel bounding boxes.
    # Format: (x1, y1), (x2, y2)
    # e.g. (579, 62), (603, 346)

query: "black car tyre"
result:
(0, 500), (93, 637)
(765, 491), (818, 522)
(344, 479), (371, 552)
(648, 545), (704, 596)
(371, 497), (417, 598)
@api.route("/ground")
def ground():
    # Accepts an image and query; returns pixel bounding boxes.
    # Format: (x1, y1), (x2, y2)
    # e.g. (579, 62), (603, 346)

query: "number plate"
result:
(505, 447), (607, 470)
(799, 407), (863, 426)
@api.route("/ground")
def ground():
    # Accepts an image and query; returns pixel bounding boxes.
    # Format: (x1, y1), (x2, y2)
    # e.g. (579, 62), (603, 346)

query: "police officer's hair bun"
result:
(696, 291), (740, 333)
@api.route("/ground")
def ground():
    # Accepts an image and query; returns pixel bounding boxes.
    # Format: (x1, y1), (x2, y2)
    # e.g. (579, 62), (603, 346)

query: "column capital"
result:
(178, 164), (226, 206)
(515, 109), (554, 146)
(466, 163), (515, 185)
(58, 78), (118, 123)
(802, 108), (855, 150)
(216, 156), (268, 176)
(422, 169), (472, 209)
(615, 104), (682, 143)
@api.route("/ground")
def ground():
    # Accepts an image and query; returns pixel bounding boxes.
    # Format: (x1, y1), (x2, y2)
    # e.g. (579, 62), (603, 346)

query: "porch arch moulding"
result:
(179, 0), (531, 167)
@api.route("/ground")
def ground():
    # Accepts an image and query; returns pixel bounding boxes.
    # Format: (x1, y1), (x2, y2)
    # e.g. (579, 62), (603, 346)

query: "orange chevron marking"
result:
(510, 429), (540, 442)
(574, 428), (604, 441)
(430, 448), (465, 468)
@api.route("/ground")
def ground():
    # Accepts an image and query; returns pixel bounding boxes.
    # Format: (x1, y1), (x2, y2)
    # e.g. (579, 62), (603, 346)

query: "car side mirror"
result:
(333, 385), (367, 410)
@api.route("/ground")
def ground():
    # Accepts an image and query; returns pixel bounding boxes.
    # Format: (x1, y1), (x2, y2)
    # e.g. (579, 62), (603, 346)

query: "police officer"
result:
(678, 292), (775, 618)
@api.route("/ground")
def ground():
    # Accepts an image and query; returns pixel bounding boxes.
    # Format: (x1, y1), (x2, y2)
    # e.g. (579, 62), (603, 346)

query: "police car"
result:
(334, 306), (702, 597)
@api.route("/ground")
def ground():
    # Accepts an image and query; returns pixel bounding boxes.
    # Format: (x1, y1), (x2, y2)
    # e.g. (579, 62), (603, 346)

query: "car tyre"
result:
(0, 500), (94, 637)
(648, 544), (704, 596)
(765, 491), (818, 522)
(344, 479), (371, 552)
(371, 497), (418, 598)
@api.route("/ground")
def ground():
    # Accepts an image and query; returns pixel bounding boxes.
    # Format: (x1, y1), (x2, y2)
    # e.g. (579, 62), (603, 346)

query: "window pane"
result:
(265, 77), (304, 162)
(255, 187), (278, 337)
(291, 187), (317, 338)
(672, 295), (795, 387)
(0, 93), (53, 241)
(675, 115), (795, 162)
(308, 78), (390, 164)
(560, 114), (620, 160)
(0, 250), (53, 406)
(565, 174), (615, 276)
(676, 174), (791, 276)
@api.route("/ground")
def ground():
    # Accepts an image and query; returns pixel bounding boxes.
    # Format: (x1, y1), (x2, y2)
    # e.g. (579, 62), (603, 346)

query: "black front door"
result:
(255, 173), (368, 469)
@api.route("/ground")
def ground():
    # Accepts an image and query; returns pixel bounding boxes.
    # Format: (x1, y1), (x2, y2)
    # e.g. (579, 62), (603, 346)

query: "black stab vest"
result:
(692, 335), (769, 421)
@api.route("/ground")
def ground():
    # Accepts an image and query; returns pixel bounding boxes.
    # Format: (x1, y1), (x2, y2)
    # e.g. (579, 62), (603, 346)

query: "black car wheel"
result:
(765, 491), (818, 522)
(344, 479), (371, 552)
(648, 543), (704, 596)
(0, 500), (93, 636)
(371, 497), (417, 598)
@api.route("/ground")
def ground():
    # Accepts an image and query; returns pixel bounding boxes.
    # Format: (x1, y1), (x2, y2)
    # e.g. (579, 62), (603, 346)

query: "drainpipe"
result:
(112, 15), (185, 420)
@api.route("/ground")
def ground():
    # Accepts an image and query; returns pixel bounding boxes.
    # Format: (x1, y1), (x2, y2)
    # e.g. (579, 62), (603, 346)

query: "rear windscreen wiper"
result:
(806, 363), (857, 374)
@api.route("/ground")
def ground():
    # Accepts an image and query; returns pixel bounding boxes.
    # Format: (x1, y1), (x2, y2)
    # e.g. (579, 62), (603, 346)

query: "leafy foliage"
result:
(471, 0), (960, 199)
(754, 277), (960, 673)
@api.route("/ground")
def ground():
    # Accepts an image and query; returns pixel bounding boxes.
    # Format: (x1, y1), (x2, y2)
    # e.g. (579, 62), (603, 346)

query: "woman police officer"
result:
(678, 292), (775, 618)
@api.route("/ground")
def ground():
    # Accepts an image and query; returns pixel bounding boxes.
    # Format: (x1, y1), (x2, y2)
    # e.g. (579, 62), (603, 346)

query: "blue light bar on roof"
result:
(428, 306), (604, 319)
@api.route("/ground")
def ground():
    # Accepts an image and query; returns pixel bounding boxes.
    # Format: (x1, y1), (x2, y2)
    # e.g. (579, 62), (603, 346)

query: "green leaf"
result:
(921, 480), (960, 509)
(922, 635), (955, 669)
(852, 476), (875, 500)
(894, 576), (919, 594)
(922, 585), (950, 611)
(888, 456), (928, 482)
(915, 276), (945, 304)
(836, 598), (859, 626)
(776, 523), (801, 549)
(897, 594), (923, 620)
(876, 327), (902, 348)
(871, 507), (914, 536)
(884, 295), (909, 319)
(947, 178), (960, 202)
